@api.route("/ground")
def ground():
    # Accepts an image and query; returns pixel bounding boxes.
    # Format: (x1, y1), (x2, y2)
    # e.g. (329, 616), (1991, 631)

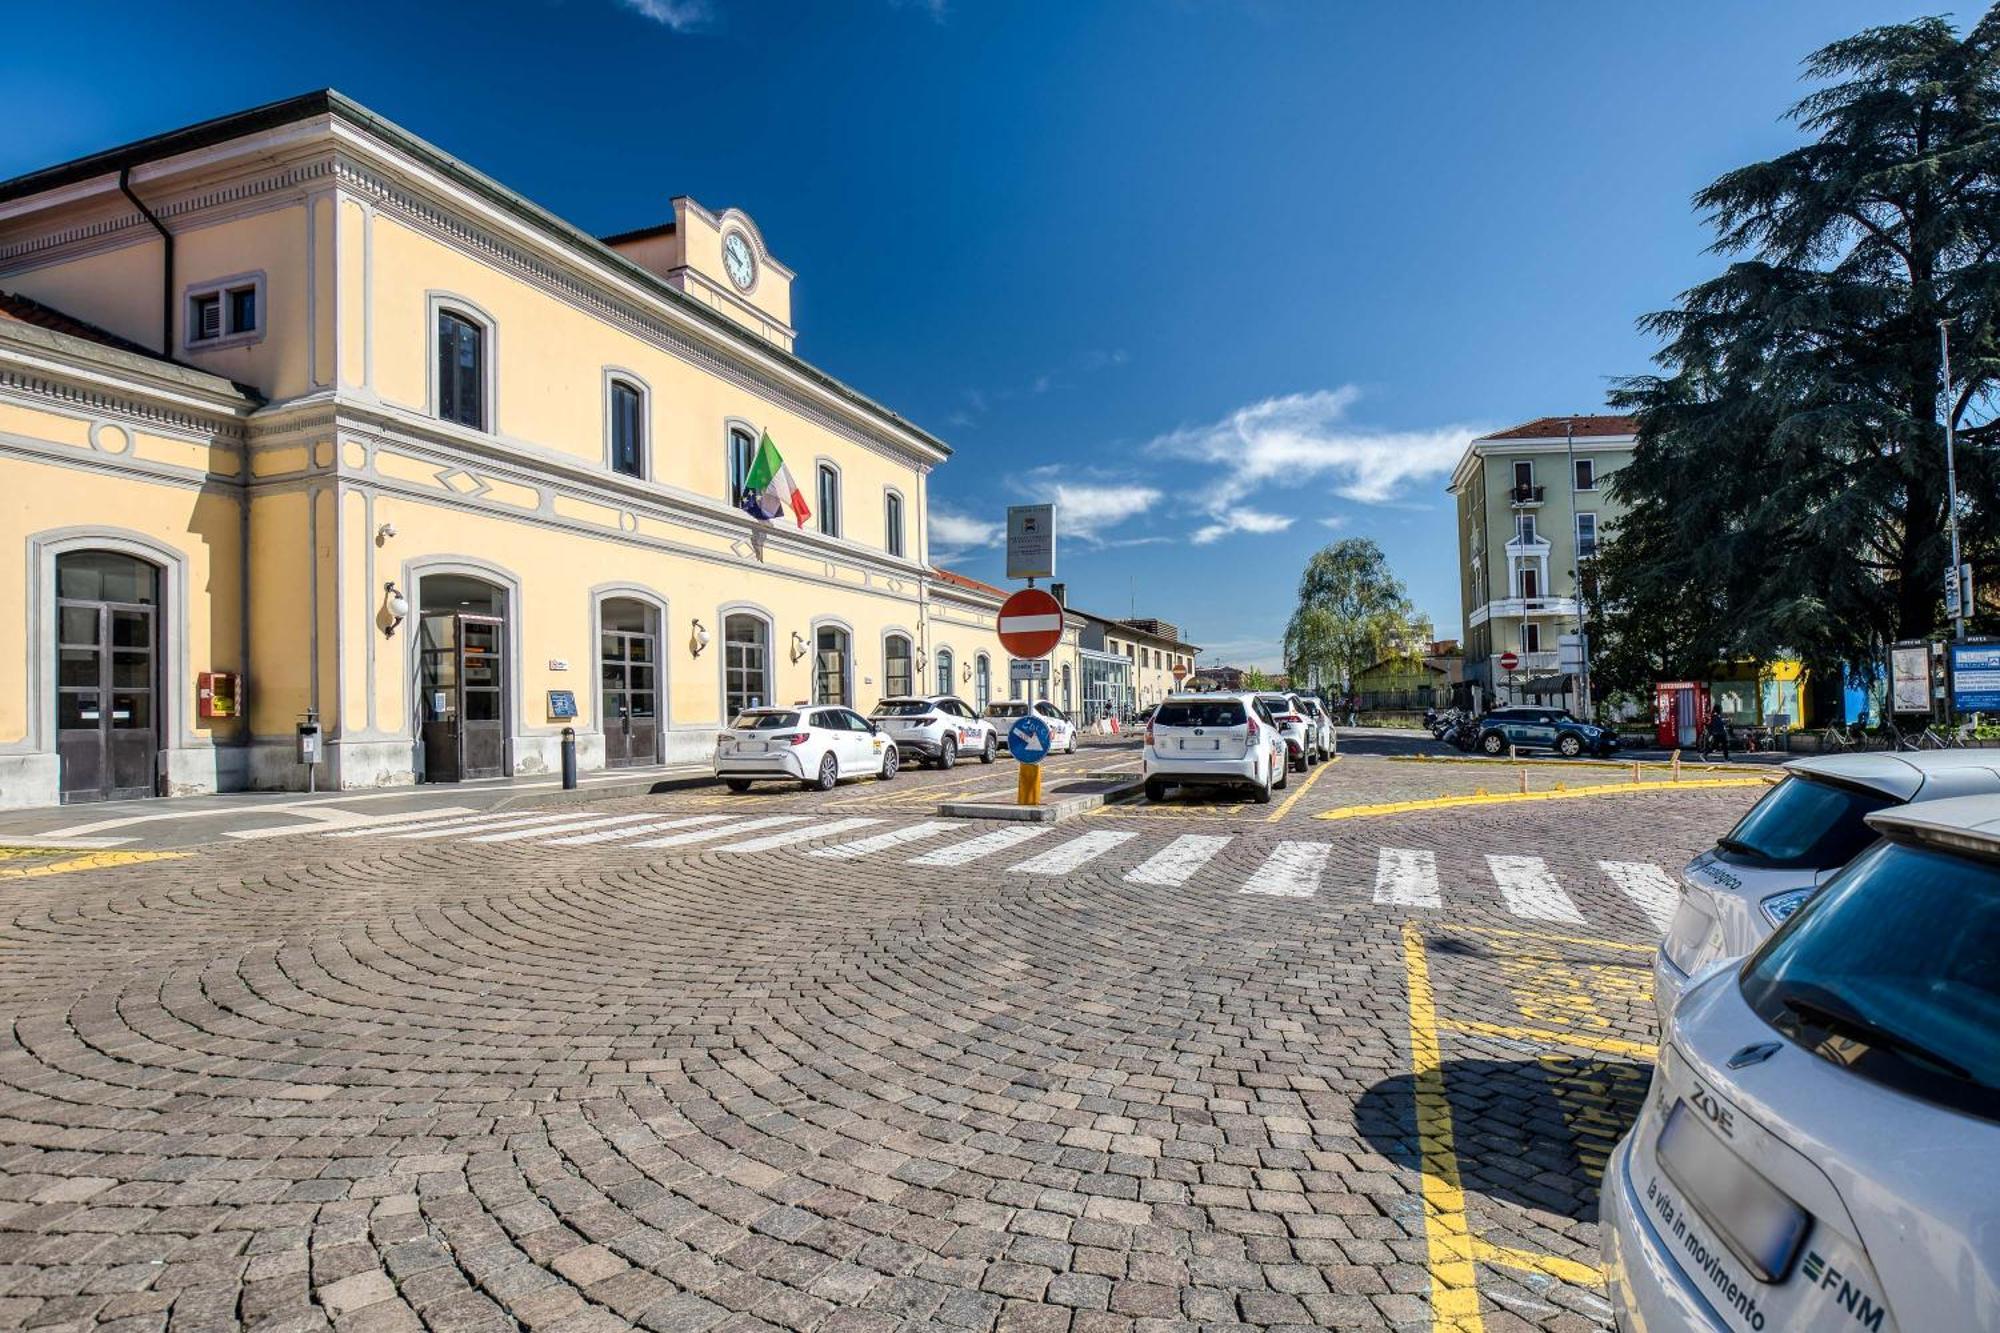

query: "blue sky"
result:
(3, 0), (1921, 666)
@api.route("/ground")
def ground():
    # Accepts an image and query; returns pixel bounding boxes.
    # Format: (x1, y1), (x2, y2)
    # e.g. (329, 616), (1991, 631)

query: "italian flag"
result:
(740, 431), (811, 527)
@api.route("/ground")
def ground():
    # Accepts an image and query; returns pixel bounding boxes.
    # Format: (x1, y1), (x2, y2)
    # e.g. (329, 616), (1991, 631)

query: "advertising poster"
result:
(1889, 644), (1931, 714)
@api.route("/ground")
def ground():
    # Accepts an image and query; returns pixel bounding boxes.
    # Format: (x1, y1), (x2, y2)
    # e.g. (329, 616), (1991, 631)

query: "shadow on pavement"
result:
(1356, 1055), (1653, 1223)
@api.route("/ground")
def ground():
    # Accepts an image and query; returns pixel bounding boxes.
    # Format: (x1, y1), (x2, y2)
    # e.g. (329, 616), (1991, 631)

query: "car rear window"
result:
(732, 711), (799, 729)
(1257, 695), (1293, 713)
(986, 703), (1028, 717)
(872, 700), (935, 716)
(1155, 701), (1246, 728)
(1741, 838), (2000, 1121)
(1719, 775), (1897, 869)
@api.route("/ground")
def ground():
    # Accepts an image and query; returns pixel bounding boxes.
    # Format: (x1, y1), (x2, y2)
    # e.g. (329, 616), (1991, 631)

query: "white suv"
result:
(1256, 692), (1321, 772)
(1299, 697), (1337, 756)
(1144, 692), (1287, 804)
(983, 699), (1078, 755)
(1605, 793), (2000, 1333)
(714, 705), (896, 791)
(869, 695), (997, 768)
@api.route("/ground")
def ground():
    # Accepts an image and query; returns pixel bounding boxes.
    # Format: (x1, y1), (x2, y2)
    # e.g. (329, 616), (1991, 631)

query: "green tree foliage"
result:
(1599, 11), (2000, 691)
(1283, 539), (1430, 688)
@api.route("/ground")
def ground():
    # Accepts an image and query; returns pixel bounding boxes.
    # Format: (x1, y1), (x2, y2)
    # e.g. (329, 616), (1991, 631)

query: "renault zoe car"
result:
(1604, 794), (2000, 1332)
(1656, 751), (2000, 1025)
(1144, 692), (1287, 803)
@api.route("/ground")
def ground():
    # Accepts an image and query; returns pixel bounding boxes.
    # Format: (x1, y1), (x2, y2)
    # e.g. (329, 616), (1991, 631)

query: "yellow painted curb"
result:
(1316, 777), (1771, 821)
(0, 850), (188, 880)
(1389, 754), (1772, 776)
(1266, 754), (1339, 823)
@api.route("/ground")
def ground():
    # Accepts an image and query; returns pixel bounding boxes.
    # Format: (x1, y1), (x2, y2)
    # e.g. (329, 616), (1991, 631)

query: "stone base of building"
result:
(0, 753), (61, 811)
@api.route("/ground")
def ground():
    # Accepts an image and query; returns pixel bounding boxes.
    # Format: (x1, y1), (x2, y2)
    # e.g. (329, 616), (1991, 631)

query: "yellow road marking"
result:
(0, 850), (187, 879)
(1468, 1239), (1605, 1287)
(1439, 1018), (1656, 1060)
(1403, 922), (1485, 1331)
(1317, 777), (1768, 821)
(1443, 923), (1654, 954)
(1266, 754), (1338, 822)
(1388, 753), (1770, 776)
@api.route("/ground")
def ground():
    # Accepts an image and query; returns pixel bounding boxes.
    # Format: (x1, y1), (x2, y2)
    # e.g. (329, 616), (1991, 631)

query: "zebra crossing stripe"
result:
(324, 809), (559, 839)
(906, 826), (1047, 867)
(1374, 847), (1441, 908)
(1008, 830), (1138, 875)
(627, 815), (810, 848)
(1240, 842), (1332, 898)
(1125, 834), (1232, 886)
(465, 813), (667, 844)
(545, 814), (735, 847)
(1485, 854), (1587, 923)
(1599, 860), (1679, 932)
(807, 821), (959, 859)
(718, 818), (882, 854)
(382, 812), (586, 841)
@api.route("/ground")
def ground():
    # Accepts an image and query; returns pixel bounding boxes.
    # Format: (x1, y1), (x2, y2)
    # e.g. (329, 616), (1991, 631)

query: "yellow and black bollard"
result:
(1016, 761), (1043, 806)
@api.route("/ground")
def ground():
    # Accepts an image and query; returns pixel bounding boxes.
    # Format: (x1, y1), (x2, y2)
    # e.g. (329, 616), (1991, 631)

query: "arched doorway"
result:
(55, 550), (161, 802)
(417, 574), (509, 782)
(600, 598), (660, 768)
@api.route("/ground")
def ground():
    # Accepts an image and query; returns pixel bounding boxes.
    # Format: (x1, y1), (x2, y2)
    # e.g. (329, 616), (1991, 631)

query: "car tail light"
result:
(780, 733), (810, 745)
(1145, 722), (1155, 747)
(1245, 718), (1259, 742)
(715, 732), (732, 744)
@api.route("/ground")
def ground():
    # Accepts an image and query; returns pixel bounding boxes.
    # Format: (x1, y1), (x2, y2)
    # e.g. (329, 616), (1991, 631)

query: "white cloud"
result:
(928, 507), (1002, 561)
(1013, 467), (1162, 544)
(1190, 508), (1295, 545)
(619, 0), (711, 29)
(1150, 390), (1480, 530)
(1318, 515), (1347, 529)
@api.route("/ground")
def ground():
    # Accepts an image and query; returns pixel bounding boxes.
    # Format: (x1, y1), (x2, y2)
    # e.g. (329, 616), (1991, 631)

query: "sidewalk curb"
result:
(496, 771), (718, 809)
(939, 777), (1145, 822)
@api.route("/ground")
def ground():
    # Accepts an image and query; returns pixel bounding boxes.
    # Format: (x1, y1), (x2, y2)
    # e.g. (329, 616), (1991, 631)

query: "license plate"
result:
(1178, 738), (1220, 751)
(738, 741), (768, 754)
(1656, 1099), (1810, 1282)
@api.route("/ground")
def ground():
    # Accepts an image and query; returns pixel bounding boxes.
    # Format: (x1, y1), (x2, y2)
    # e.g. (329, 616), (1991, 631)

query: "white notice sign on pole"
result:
(1007, 504), (1055, 580)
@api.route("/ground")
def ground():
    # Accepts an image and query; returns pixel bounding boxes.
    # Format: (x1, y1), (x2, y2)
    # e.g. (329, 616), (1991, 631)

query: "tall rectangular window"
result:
(729, 429), (756, 506)
(1516, 515), (1537, 544)
(724, 614), (769, 715)
(885, 492), (905, 557)
(817, 465), (841, 537)
(1513, 460), (1533, 489)
(884, 635), (913, 698)
(1574, 458), (1596, 491)
(609, 380), (644, 478)
(1576, 512), (1598, 555)
(437, 310), (485, 430)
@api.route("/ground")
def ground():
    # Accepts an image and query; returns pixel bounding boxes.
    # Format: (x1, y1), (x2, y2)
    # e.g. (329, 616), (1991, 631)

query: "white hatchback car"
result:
(1604, 793), (2000, 1333)
(714, 705), (896, 791)
(983, 699), (1078, 755)
(1656, 752), (2000, 1026)
(1144, 692), (1287, 803)
(1256, 692), (1321, 772)
(869, 695), (997, 768)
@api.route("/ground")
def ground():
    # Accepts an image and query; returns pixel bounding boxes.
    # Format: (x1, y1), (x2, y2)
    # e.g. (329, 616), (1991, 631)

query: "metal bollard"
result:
(561, 726), (578, 790)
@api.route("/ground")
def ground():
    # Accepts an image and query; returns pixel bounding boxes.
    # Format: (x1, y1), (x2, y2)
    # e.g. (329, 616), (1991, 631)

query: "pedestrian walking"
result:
(1702, 708), (1731, 761)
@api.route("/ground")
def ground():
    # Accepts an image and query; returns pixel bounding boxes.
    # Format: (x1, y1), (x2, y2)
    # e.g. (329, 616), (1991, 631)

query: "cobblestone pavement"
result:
(0, 754), (1763, 1332)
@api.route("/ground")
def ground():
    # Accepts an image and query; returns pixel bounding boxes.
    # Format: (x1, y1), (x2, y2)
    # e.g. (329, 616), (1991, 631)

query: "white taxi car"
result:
(714, 705), (896, 791)
(1144, 692), (1287, 804)
(1256, 692), (1322, 772)
(983, 699), (1078, 755)
(1604, 793), (2000, 1332)
(1656, 752), (2000, 1025)
(869, 695), (997, 768)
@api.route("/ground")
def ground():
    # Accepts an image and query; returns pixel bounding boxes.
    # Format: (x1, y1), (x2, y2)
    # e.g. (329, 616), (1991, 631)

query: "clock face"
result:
(722, 232), (756, 291)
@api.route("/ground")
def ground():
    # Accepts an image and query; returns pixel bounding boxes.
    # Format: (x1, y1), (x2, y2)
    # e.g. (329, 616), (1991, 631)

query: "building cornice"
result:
(0, 323), (257, 436)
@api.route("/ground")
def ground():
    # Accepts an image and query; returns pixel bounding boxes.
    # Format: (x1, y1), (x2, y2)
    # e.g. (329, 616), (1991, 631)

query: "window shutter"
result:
(193, 295), (221, 341)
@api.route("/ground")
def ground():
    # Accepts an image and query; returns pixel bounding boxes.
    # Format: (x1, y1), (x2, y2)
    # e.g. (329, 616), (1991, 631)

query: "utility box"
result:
(296, 713), (322, 765)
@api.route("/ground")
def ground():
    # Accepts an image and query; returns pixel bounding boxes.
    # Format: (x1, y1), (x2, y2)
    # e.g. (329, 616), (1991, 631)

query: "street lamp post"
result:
(1565, 420), (1594, 716)
(1940, 320), (1967, 642)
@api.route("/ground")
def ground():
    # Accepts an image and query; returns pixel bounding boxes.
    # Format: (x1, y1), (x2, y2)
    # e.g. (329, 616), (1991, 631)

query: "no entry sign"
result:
(997, 588), (1065, 659)
(1499, 651), (1520, 672)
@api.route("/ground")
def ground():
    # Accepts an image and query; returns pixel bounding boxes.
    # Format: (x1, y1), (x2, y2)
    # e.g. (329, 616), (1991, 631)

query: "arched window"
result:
(884, 491), (905, 558)
(935, 648), (953, 697)
(884, 633), (914, 699)
(723, 613), (770, 715)
(728, 428), (756, 508)
(436, 308), (487, 429)
(1061, 664), (1073, 714)
(817, 463), (841, 537)
(608, 378), (646, 478)
(815, 626), (851, 706)
(974, 654), (992, 709)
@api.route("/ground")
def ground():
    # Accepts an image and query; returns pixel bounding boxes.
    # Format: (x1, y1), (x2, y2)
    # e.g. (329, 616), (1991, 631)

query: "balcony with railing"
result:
(1510, 484), (1546, 507)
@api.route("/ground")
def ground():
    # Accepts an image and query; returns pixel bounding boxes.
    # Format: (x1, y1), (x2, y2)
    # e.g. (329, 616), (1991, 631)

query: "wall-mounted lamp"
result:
(790, 630), (809, 663)
(690, 618), (710, 656)
(915, 647), (927, 674)
(962, 662), (973, 683)
(381, 581), (409, 638)
(375, 522), (397, 546)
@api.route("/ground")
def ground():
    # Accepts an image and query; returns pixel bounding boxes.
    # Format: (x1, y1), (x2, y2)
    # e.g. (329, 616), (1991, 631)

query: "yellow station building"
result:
(0, 90), (1083, 807)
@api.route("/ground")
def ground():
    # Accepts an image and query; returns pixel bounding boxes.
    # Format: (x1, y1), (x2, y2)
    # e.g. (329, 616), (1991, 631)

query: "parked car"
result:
(1473, 705), (1618, 757)
(1604, 793), (2000, 1333)
(1655, 751), (2000, 1025)
(1144, 692), (1287, 803)
(1299, 697), (1337, 755)
(983, 699), (1078, 755)
(869, 695), (996, 768)
(1256, 692), (1322, 772)
(714, 705), (896, 791)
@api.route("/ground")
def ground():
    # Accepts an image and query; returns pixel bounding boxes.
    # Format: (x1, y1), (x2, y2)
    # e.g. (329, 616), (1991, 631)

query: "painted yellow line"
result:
(1442, 923), (1655, 954)
(1440, 1018), (1656, 1060)
(1402, 922), (1486, 1331)
(0, 850), (187, 880)
(1266, 754), (1339, 822)
(1388, 754), (1771, 776)
(1317, 777), (1769, 821)
(1468, 1238), (1605, 1288)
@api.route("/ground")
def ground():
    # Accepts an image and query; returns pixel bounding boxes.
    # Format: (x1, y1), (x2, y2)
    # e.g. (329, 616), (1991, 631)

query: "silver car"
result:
(1604, 793), (2000, 1332)
(1655, 751), (2000, 1026)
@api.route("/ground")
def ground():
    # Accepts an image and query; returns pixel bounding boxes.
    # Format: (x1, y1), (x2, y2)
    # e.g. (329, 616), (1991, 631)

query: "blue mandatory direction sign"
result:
(1007, 714), (1053, 765)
